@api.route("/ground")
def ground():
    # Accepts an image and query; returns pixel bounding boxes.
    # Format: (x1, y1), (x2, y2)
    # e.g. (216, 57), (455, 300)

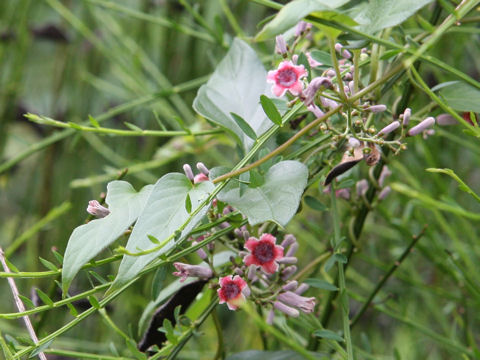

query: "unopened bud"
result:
(86, 200), (110, 218)
(183, 164), (194, 181)
(326, 69), (336, 78)
(366, 104), (387, 113)
(402, 108), (411, 126)
(274, 301), (299, 317)
(378, 166), (392, 188)
(196, 162), (210, 175)
(378, 121), (400, 136)
(295, 283), (309, 295)
(281, 265), (297, 280)
(334, 43), (343, 54)
(356, 179), (369, 196)
(275, 35), (288, 56)
(277, 256), (298, 264)
(295, 21), (309, 37)
(307, 104), (325, 119)
(378, 186), (391, 200)
(408, 117), (435, 136)
(303, 77), (332, 106)
(281, 234), (297, 248)
(282, 280), (298, 292)
(348, 137), (361, 148)
(436, 113), (457, 126)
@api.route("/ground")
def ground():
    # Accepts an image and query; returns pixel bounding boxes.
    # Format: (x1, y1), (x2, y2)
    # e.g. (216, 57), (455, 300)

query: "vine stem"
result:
(212, 105), (343, 184)
(0, 248), (48, 360)
(350, 226), (427, 327)
(211, 308), (225, 360)
(330, 186), (354, 360)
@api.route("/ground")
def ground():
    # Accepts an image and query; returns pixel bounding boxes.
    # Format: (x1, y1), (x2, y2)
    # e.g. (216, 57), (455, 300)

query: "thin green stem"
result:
(211, 309), (225, 360)
(328, 37), (347, 102)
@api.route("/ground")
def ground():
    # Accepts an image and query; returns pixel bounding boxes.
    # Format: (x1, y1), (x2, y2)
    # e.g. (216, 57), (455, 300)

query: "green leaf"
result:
(18, 295), (35, 309)
(304, 195), (328, 211)
(350, 0), (434, 34)
(193, 39), (277, 151)
(438, 81), (480, 113)
(304, 278), (338, 291)
(230, 112), (257, 140)
(308, 50), (332, 67)
(185, 193), (193, 213)
(260, 95), (282, 126)
(426, 168), (480, 202)
(216, 161), (308, 226)
(255, 0), (352, 41)
(227, 350), (309, 360)
(39, 257), (58, 271)
(29, 339), (53, 358)
(313, 329), (344, 342)
(110, 175), (214, 291)
(124, 122), (143, 131)
(62, 181), (153, 295)
(151, 267), (168, 301)
(35, 288), (54, 307)
(88, 295), (100, 309)
(325, 253), (348, 272)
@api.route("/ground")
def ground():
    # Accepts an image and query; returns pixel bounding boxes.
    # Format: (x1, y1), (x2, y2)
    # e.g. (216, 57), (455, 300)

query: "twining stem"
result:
(350, 226), (427, 327)
(212, 105), (343, 184)
(211, 309), (225, 360)
(330, 186), (354, 360)
(0, 248), (48, 360)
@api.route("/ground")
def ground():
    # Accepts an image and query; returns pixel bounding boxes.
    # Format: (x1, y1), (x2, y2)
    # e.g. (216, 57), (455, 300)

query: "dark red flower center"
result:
(253, 241), (275, 264)
(276, 67), (297, 87)
(222, 282), (241, 299)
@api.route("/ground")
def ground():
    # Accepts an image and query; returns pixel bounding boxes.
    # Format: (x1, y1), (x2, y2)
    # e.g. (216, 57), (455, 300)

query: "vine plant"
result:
(1, 0), (480, 359)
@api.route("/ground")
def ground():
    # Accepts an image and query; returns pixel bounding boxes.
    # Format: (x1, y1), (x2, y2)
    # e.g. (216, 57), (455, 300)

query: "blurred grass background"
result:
(0, 1), (479, 359)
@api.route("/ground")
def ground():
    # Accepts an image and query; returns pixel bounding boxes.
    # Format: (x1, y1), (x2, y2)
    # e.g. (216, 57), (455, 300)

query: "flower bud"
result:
(266, 309), (275, 324)
(295, 283), (309, 295)
(303, 77), (332, 106)
(307, 104), (325, 119)
(277, 291), (315, 313)
(402, 108), (411, 126)
(281, 234), (297, 248)
(356, 179), (369, 196)
(196, 162), (210, 175)
(183, 164), (194, 181)
(408, 117), (435, 136)
(194, 173), (208, 184)
(436, 113), (457, 126)
(275, 35), (288, 56)
(320, 96), (338, 109)
(277, 256), (298, 264)
(366, 104), (387, 113)
(86, 200), (110, 218)
(326, 69), (336, 78)
(281, 265), (297, 280)
(282, 280), (298, 292)
(378, 166), (392, 188)
(348, 137), (361, 148)
(285, 242), (299, 257)
(378, 186), (391, 200)
(274, 301), (299, 317)
(295, 21), (309, 37)
(173, 262), (213, 282)
(334, 43), (343, 54)
(378, 121), (400, 136)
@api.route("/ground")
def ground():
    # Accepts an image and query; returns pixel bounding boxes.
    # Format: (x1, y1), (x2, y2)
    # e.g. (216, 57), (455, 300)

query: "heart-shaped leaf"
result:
(109, 174), (214, 291)
(215, 161), (308, 226)
(193, 39), (274, 151)
(62, 181), (153, 295)
(438, 81), (480, 113)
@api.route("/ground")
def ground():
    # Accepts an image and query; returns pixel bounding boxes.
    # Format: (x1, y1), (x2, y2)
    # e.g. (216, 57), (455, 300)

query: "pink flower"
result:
(86, 200), (110, 218)
(217, 275), (248, 310)
(244, 234), (284, 274)
(194, 173), (209, 183)
(267, 61), (307, 97)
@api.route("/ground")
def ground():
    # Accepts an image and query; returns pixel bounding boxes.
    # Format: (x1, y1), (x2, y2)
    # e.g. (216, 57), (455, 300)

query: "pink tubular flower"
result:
(173, 262), (212, 282)
(244, 234), (284, 274)
(267, 61), (307, 97)
(217, 275), (248, 310)
(277, 291), (316, 313)
(86, 200), (110, 218)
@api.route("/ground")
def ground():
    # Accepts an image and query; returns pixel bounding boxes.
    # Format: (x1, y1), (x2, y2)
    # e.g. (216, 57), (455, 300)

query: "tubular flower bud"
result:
(277, 291), (316, 313)
(274, 301), (300, 317)
(295, 283), (309, 295)
(326, 69), (336, 78)
(378, 186), (392, 200)
(334, 43), (343, 54)
(196, 162), (210, 175)
(86, 200), (110, 218)
(295, 21), (309, 37)
(378, 121), (400, 136)
(366, 104), (387, 113)
(282, 280), (298, 292)
(173, 262), (213, 282)
(356, 179), (369, 197)
(183, 164), (194, 181)
(244, 234), (284, 274)
(275, 35), (288, 56)
(281, 265), (297, 280)
(277, 257), (298, 264)
(436, 114), (457, 126)
(402, 108), (411, 126)
(281, 234), (297, 248)
(267, 309), (275, 324)
(217, 275), (248, 310)
(285, 242), (299, 257)
(307, 104), (325, 119)
(320, 96), (339, 109)
(191, 240), (207, 260)
(408, 117), (435, 136)
(303, 77), (332, 106)
(378, 166), (392, 188)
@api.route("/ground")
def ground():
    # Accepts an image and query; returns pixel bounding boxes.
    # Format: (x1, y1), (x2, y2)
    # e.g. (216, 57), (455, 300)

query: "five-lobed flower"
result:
(244, 233), (284, 274)
(267, 61), (307, 97)
(217, 275), (248, 310)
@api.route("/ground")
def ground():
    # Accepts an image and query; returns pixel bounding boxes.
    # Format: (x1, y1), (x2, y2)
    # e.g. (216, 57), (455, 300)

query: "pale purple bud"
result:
(344, 72), (352, 81)
(281, 234), (297, 248)
(336, 188), (350, 200)
(172, 262), (212, 282)
(266, 309), (275, 325)
(378, 186), (391, 201)
(274, 301), (300, 317)
(234, 228), (243, 239)
(281, 265), (297, 280)
(286, 242), (299, 257)
(378, 166), (392, 188)
(344, 85), (350, 94)
(218, 222), (230, 229)
(239, 251), (249, 258)
(326, 69), (336, 78)
(277, 256), (298, 264)
(306, 52), (322, 68)
(348, 80), (354, 94)
(243, 230), (250, 241)
(292, 54), (298, 64)
(348, 137), (361, 148)
(275, 35), (287, 56)
(207, 241), (215, 252)
(303, 77), (332, 106)
(356, 179), (369, 197)
(183, 164), (194, 181)
(334, 43), (343, 54)
(342, 49), (352, 59)
(402, 108), (411, 126)
(86, 200), (110, 218)
(436, 114), (457, 126)
(423, 129), (435, 139)
(282, 280), (298, 292)
(366, 104), (387, 113)
(295, 283), (309, 295)
(320, 96), (338, 109)
(242, 285), (251, 297)
(295, 21), (309, 37)
(247, 265), (257, 280)
(192, 241), (207, 260)
(196, 162), (209, 175)
(308, 104), (325, 119)
(349, 65), (355, 73)
(234, 268), (244, 276)
(378, 121), (400, 136)
(408, 117), (435, 136)
(277, 291), (316, 313)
